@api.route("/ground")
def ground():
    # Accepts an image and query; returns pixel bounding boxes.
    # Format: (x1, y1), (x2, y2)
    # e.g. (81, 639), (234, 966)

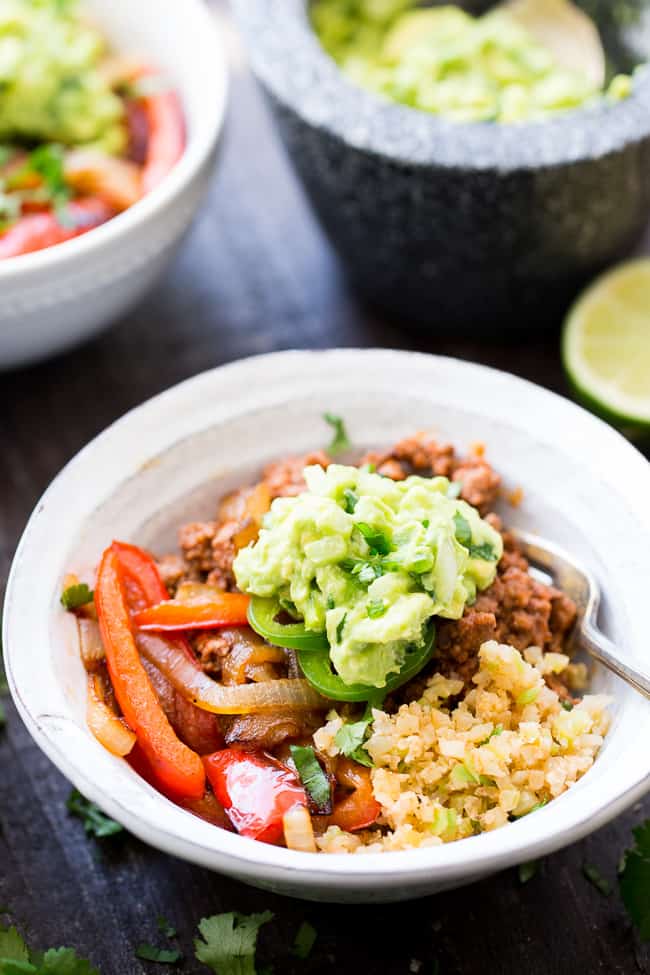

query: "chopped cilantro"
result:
(468, 542), (498, 562)
(66, 789), (123, 839)
(157, 916), (177, 939)
(356, 522), (391, 556)
(289, 745), (331, 811)
(421, 519), (430, 529)
(582, 862), (611, 896)
(561, 700), (574, 711)
(335, 712), (374, 767)
(60, 583), (94, 611)
(326, 595), (335, 610)
(453, 512), (472, 547)
(291, 921), (317, 960)
(336, 613), (347, 642)
(194, 910), (273, 974)
(323, 413), (350, 455)
(136, 944), (182, 965)
(518, 860), (539, 884)
(481, 724), (503, 744)
(366, 599), (386, 619)
(620, 820), (650, 939)
(342, 488), (358, 513)
(0, 926), (99, 974)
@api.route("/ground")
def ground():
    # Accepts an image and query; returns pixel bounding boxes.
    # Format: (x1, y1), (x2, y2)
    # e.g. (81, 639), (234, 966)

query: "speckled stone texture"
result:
(232, 0), (650, 332)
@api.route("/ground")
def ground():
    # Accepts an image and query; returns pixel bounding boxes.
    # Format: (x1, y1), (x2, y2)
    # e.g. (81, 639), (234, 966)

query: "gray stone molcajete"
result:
(232, 0), (650, 333)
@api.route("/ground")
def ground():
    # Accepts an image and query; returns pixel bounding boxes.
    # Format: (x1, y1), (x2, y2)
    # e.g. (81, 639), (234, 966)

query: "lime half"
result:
(562, 258), (650, 432)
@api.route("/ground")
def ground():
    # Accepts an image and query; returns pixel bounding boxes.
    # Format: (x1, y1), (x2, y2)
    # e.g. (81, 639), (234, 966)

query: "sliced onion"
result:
(136, 632), (327, 714)
(64, 149), (142, 211)
(78, 618), (105, 671)
(175, 581), (231, 605)
(86, 673), (136, 757)
(283, 805), (317, 852)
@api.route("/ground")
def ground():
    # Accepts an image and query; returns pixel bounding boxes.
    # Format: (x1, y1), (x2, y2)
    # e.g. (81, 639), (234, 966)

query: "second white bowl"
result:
(0, 0), (227, 370)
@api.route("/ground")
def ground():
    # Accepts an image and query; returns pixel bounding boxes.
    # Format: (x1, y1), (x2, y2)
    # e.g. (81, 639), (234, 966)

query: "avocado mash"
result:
(311, 0), (631, 123)
(0, 0), (126, 152)
(234, 464), (503, 688)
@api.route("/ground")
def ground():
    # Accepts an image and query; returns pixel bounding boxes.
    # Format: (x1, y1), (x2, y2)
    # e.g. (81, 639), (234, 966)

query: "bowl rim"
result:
(0, 0), (228, 280)
(232, 0), (650, 171)
(4, 348), (650, 892)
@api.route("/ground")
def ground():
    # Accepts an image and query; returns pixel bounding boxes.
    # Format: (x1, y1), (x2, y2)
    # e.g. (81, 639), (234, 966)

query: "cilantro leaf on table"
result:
(135, 944), (181, 965)
(582, 862), (611, 896)
(194, 911), (273, 975)
(291, 922), (317, 960)
(335, 713), (374, 768)
(66, 789), (123, 839)
(0, 926), (30, 964)
(289, 745), (331, 811)
(0, 927), (99, 975)
(323, 413), (350, 455)
(518, 860), (539, 884)
(620, 820), (650, 940)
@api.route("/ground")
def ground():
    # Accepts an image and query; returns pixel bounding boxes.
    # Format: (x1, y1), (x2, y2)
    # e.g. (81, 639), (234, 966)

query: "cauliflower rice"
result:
(315, 641), (610, 853)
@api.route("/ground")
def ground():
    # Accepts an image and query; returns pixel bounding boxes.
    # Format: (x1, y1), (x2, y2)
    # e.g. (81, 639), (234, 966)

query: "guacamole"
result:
(0, 0), (126, 152)
(234, 464), (503, 688)
(311, 0), (631, 123)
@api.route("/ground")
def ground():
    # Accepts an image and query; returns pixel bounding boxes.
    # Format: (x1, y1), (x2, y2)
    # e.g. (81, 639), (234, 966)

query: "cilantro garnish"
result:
(60, 583), (94, 611)
(518, 860), (539, 884)
(66, 789), (123, 839)
(335, 712), (374, 767)
(323, 413), (350, 455)
(366, 599), (386, 619)
(194, 910), (273, 974)
(620, 820), (650, 939)
(0, 925), (99, 974)
(467, 542), (498, 562)
(453, 512), (472, 547)
(336, 613), (347, 643)
(356, 522), (391, 556)
(561, 700), (574, 711)
(582, 862), (611, 896)
(342, 488), (358, 513)
(289, 745), (331, 811)
(291, 921), (317, 960)
(136, 944), (182, 965)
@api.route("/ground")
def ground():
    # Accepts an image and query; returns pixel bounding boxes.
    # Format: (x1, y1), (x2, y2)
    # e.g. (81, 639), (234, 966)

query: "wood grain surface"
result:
(1, 4), (649, 972)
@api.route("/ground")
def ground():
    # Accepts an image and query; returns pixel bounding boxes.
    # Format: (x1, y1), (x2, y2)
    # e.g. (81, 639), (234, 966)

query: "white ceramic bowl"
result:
(4, 349), (650, 903)
(0, 0), (227, 370)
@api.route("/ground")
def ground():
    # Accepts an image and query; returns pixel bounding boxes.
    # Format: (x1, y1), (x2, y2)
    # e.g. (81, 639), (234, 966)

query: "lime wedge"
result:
(562, 258), (650, 432)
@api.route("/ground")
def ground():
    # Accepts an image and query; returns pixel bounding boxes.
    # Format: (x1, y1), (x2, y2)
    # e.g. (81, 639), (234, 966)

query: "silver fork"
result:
(512, 530), (650, 700)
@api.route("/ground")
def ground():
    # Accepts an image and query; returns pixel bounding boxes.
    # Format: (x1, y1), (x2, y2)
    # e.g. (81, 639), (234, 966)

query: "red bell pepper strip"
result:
(134, 594), (250, 632)
(95, 547), (205, 801)
(112, 541), (223, 754)
(328, 759), (381, 832)
(0, 198), (113, 259)
(204, 749), (306, 844)
(141, 89), (185, 194)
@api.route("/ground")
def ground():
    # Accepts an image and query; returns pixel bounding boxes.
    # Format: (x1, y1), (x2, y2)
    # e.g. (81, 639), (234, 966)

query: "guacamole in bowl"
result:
(0, 0), (185, 258)
(311, 0), (632, 122)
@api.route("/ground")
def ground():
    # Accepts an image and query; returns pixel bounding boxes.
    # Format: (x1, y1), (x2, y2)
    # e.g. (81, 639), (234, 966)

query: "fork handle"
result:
(582, 621), (650, 700)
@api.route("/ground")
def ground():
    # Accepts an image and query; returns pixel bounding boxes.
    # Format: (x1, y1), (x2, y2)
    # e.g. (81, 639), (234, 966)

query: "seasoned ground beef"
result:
(361, 431), (500, 513)
(436, 533), (577, 686)
(262, 450), (330, 499)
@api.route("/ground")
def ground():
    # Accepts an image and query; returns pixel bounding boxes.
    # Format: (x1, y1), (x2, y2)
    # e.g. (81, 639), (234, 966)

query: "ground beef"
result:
(155, 553), (186, 596)
(361, 432), (500, 513)
(192, 630), (238, 678)
(262, 450), (330, 499)
(436, 536), (577, 687)
(178, 521), (216, 574)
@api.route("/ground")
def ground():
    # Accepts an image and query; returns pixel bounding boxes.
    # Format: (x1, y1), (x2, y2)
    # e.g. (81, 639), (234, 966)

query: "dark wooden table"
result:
(1, 6), (649, 973)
